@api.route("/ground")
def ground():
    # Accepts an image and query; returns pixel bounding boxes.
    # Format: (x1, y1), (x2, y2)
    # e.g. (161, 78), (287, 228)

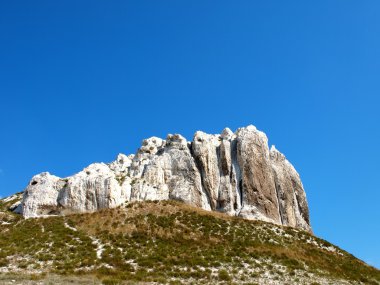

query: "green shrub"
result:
(102, 278), (121, 285)
(218, 269), (231, 281)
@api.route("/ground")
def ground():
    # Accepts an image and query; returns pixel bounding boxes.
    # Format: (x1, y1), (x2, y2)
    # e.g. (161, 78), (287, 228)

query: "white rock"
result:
(235, 126), (281, 224)
(131, 134), (208, 209)
(108, 153), (132, 175)
(58, 163), (127, 213)
(21, 172), (63, 218)
(16, 125), (312, 232)
(270, 146), (311, 232)
(192, 131), (221, 210)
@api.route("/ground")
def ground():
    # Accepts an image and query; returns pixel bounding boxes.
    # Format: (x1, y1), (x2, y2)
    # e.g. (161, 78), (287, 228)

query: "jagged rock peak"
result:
(220, 127), (234, 140)
(16, 125), (312, 232)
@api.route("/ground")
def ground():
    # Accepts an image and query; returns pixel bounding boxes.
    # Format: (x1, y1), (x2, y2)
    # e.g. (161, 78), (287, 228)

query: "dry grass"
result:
(0, 199), (379, 285)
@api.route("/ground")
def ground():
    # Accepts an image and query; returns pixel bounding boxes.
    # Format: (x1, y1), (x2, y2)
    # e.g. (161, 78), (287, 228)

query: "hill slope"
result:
(0, 197), (379, 285)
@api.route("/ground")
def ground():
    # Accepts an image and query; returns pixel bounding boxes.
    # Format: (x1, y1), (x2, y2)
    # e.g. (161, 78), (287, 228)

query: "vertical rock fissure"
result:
(291, 178), (309, 225)
(294, 190), (304, 224)
(94, 180), (99, 210)
(292, 190), (301, 227)
(272, 171), (284, 225)
(216, 145), (223, 210)
(231, 138), (243, 213)
(189, 142), (212, 209)
(56, 182), (66, 209)
(238, 179), (243, 208)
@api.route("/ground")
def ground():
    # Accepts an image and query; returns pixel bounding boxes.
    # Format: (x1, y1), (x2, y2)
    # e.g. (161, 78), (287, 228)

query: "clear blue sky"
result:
(1, 1), (379, 268)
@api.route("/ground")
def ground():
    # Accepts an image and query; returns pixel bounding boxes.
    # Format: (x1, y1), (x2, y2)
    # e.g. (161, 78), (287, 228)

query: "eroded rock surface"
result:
(21, 172), (64, 217)
(58, 163), (129, 214)
(16, 125), (312, 232)
(270, 146), (311, 232)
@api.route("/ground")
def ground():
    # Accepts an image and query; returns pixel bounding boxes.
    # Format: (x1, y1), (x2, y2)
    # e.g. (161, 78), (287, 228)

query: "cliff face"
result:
(16, 125), (311, 232)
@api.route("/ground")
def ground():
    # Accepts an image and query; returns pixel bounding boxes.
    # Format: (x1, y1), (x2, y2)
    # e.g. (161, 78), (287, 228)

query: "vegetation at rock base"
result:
(0, 198), (379, 284)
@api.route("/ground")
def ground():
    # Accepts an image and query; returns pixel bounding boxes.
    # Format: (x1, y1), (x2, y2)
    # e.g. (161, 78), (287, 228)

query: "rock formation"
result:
(16, 125), (312, 232)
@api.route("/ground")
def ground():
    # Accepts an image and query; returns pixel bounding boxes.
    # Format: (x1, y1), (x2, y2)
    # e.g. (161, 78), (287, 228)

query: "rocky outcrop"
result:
(58, 163), (129, 214)
(22, 172), (65, 217)
(270, 146), (311, 231)
(16, 125), (312, 232)
(235, 126), (281, 223)
(130, 134), (207, 208)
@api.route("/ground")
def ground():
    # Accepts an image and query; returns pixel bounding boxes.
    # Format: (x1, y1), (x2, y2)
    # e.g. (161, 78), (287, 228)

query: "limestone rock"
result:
(192, 131), (221, 210)
(109, 153), (133, 176)
(270, 146), (311, 232)
(58, 163), (127, 213)
(21, 172), (64, 218)
(20, 164), (128, 218)
(130, 137), (165, 178)
(16, 125), (312, 232)
(189, 129), (239, 214)
(217, 133), (236, 214)
(131, 134), (208, 209)
(9, 201), (22, 214)
(4, 192), (24, 214)
(235, 126), (281, 224)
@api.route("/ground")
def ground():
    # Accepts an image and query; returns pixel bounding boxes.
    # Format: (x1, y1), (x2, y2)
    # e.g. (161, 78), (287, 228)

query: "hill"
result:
(0, 196), (379, 285)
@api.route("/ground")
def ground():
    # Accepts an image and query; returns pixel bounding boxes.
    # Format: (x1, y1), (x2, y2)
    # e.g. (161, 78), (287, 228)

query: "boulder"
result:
(21, 172), (64, 218)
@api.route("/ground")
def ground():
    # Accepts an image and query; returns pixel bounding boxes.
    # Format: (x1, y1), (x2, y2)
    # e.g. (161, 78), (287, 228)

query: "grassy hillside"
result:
(0, 197), (379, 285)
